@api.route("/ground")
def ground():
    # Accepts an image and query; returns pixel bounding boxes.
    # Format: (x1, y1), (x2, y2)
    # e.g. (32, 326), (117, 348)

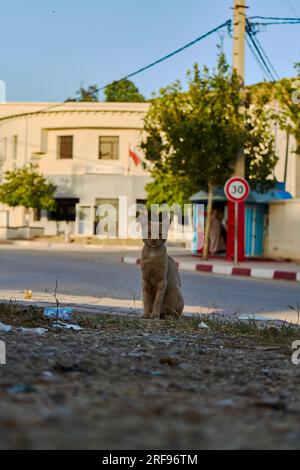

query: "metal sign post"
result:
(224, 177), (250, 265)
(234, 202), (238, 265)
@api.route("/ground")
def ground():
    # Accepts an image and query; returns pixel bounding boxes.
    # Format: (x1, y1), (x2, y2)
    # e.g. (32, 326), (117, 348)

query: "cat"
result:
(141, 221), (184, 319)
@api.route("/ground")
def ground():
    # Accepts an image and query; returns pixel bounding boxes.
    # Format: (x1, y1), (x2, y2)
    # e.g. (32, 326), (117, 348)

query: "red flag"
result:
(129, 146), (142, 166)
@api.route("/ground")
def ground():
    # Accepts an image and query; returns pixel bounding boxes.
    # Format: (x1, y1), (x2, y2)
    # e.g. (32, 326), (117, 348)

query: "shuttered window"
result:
(57, 136), (73, 159)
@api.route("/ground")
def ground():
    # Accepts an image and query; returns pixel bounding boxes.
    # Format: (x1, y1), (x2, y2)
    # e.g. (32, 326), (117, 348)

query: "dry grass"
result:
(1, 301), (299, 346)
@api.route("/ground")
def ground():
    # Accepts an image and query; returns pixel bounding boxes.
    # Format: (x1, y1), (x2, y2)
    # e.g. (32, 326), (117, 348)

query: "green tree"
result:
(142, 51), (278, 258)
(104, 79), (145, 102)
(67, 84), (99, 102)
(0, 164), (56, 239)
(275, 61), (300, 154)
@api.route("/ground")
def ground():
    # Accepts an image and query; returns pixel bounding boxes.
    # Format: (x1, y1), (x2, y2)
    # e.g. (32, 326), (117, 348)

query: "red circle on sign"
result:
(224, 177), (250, 203)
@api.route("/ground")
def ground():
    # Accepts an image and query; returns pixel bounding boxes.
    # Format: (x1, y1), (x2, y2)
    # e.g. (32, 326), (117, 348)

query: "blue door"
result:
(245, 205), (266, 257)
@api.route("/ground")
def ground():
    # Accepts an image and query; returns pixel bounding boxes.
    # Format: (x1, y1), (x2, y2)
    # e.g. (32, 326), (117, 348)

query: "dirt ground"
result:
(0, 306), (300, 450)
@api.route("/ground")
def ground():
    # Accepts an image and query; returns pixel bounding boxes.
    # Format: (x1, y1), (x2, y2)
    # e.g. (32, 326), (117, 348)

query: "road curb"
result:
(121, 256), (300, 283)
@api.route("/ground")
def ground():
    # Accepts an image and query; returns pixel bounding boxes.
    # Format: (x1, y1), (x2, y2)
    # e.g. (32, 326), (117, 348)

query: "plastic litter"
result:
(17, 327), (48, 335)
(199, 322), (210, 329)
(0, 321), (48, 335)
(0, 322), (12, 333)
(24, 290), (32, 299)
(52, 321), (82, 331)
(7, 384), (36, 394)
(44, 307), (73, 321)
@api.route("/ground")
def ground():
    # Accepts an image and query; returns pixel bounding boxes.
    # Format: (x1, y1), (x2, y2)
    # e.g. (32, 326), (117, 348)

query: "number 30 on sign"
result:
(224, 177), (250, 203)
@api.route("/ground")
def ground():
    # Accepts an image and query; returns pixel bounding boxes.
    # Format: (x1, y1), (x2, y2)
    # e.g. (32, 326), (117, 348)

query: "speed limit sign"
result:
(224, 177), (250, 203)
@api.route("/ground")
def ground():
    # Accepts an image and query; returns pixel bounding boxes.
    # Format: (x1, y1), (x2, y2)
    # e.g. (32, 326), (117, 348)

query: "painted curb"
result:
(121, 256), (300, 283)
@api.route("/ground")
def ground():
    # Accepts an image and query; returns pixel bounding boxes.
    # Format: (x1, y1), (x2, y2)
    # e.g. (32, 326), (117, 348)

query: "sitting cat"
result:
(141, 221), (184, 319)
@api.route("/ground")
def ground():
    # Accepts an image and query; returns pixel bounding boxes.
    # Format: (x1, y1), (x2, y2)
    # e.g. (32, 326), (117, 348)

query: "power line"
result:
(246, 37), (275, 82)
(95, 20), (232, 93)
(0, 20), (231, 123)
(249, 29), (280, 80)
(251, 20), (300, 25)
(245, 35), (271, 81)
(246, 22), (276, 82)
(249, 16), (300, 21)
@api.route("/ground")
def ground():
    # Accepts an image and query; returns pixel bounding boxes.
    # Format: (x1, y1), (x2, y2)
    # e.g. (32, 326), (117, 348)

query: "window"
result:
(33, 208), (41, 222)
(99, 136), (119, 160)
(12, 135), (18, 160)
(57, 136), (73, 159)
(48, 198), (79, 221)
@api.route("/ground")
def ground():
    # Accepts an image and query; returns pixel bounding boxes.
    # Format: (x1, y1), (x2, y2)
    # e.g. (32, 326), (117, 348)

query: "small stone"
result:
(159, 356), (179, 367)
(199, 322), (209, 329)
(215, 399), (236, 408)
(182, 409), (203, 423)
(253, 399), (286, 411)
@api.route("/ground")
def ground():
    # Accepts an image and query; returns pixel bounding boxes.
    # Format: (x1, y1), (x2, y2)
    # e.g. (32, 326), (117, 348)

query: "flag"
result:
(129, 146), (142, 167)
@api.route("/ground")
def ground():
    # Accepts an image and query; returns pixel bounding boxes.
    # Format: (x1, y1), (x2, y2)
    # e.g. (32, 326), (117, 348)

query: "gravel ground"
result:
(0, 311), (300, 450)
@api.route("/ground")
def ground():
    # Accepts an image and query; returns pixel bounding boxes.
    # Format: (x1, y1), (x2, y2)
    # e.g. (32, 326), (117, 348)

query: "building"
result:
(0, 100), (299, 259)
(0, 102), (151, 239)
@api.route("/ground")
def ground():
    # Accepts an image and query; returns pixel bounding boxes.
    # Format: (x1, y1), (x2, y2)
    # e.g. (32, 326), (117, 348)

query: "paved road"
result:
(0, 247), (299, 321)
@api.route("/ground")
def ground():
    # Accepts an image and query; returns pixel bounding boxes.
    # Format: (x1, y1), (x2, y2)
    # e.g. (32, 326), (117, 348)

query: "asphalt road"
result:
(0, 247), (299, 321)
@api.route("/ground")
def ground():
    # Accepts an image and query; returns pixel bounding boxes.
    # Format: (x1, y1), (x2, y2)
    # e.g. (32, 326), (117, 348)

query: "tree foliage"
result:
(67, 84), (99, 102)
(0, 164), (56, 211)
(247, 61), (300, 154)
(104, 79), (145, 102)
(142, 50), (278, 207)
(275, 62), (300, 154)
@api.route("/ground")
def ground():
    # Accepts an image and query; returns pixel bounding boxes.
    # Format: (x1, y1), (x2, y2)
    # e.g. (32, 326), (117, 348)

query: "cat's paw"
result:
(149, 311), (160, 319)
(142, 312), (152, 319)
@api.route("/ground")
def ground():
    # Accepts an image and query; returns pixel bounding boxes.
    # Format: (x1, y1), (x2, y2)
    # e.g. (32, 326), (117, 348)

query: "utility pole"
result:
(226, 1), (248, 264)
(232, 0), (247, 177)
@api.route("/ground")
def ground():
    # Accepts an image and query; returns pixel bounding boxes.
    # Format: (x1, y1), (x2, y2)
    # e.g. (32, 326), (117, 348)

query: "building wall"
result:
(0, 101), (299, 246)
(268, 200), (300, 260)
(273, 124), (299, 198)
(0, 102), (151, 236)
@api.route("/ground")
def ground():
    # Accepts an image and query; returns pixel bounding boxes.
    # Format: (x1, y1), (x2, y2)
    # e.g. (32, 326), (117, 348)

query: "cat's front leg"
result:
(151, 281), (166, 318)
(143, 283), (154, 318)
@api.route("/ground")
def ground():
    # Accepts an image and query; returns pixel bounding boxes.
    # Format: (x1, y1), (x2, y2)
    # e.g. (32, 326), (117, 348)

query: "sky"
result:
(0, 0), (299, 102)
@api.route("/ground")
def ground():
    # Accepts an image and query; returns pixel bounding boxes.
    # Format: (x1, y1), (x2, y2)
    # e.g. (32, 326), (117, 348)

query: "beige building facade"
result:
(0, 102), (151, 239)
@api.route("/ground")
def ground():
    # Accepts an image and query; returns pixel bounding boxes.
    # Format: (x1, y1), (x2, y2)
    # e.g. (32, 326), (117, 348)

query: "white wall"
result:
(0, 102), (151, 238)
(268, 200), (300, 260)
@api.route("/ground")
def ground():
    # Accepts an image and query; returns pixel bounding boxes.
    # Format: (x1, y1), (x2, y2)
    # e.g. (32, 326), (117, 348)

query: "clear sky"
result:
(1, 0), (299, 102)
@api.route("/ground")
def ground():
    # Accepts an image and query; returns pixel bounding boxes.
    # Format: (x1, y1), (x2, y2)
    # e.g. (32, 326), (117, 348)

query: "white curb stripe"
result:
(122, 256), (139, 265)
(178, 262), (198, 271)
(251, 268), (274, 279)
(213, 264), (233, 275)
(121, 258), (299, 282)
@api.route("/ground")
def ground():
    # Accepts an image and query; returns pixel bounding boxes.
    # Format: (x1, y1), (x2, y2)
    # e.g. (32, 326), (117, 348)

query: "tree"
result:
(0, 164), (56, 239)
(275, 62), (300, 154)
(248, 61), (300, 155)
(142, 50), (278, 258)
(67, 84), (99, 102)
(104, 79), (145, 102)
